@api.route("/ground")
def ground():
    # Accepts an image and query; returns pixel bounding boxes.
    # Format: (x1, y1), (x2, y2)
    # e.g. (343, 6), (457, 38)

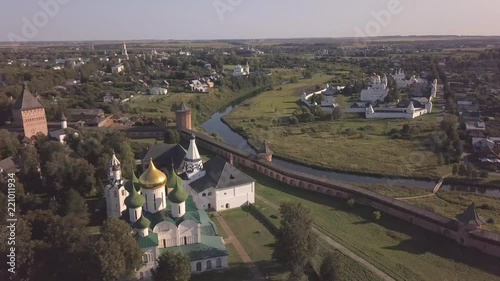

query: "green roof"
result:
(160, 235), (228, 261)
(137, 232), (158, 249)
(167, 170), (188, 204)
(144, 196), (201, 229)
(124, 182), (145, 208)
(135, 215), (151, 230)
(124, 172), (141, 193)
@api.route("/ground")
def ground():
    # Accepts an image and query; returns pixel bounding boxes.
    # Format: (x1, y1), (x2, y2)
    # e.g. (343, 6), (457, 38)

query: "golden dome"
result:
(139, 159), (167, 189)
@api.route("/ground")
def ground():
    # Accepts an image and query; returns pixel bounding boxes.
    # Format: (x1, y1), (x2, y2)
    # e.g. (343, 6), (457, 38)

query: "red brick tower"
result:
(258, 141), (273, 162)
(12, 83), (48, 138)
(175, 102), (192, 130)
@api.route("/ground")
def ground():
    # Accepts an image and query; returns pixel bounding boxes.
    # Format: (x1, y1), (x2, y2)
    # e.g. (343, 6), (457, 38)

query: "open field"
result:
(358, 183), (500, 232)
(224, 77), (445, 178)
(252, 200), (385, 281)
(223, 208), (290, 281)
(247, 169), (500, 281)
(191, 243), (253, 281)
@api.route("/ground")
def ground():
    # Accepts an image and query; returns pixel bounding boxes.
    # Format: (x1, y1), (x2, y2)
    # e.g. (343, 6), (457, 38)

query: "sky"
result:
(1, 0), (500, 42)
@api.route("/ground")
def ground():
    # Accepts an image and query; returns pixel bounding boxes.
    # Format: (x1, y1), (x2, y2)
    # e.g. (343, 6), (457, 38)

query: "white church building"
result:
(105, 149), (230, 280)
(360, 74), (389, 102)
(232, 62), (250, 77)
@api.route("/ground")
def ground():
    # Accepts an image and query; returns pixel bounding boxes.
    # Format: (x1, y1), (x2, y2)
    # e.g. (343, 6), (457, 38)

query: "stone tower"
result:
(258, 141), (273, 162)
(12, 83), (48, 138)
(175, 102), (192, 130)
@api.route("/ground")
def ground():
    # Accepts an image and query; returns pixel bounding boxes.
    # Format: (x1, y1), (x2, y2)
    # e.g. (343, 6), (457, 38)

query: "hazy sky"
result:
(1, 0), (500, 41)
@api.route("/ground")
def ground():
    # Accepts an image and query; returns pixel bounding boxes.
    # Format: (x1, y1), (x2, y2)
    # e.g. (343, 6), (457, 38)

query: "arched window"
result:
(202, 193), (206, 197)
(206, 260), (212, 269)
(216, 258), (222, 268)
(184, 236), (188, 245)
(142, 254), (148, 263)
(226, 203), (230, 209)
(196, 262), (202, 271)
(207, 192), (212, 196)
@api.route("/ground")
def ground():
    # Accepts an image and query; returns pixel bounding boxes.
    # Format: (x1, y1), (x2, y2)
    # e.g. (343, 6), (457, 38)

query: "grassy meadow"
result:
(224, 73), (445, 178)
(249, 170), (500, 281)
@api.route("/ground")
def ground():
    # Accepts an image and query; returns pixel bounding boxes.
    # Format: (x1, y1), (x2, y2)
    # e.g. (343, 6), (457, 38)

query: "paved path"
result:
(214, 214), (264, 281)
(396, 193), (435, 200)
(255, 195), (396, 281)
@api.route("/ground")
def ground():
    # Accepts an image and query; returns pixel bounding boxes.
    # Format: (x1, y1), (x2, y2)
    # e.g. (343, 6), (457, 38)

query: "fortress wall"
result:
(180, 128), (500, 258)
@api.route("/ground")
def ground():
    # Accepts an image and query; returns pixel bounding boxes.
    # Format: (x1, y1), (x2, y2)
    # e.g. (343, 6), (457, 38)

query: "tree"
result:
(452, 164), (459, 175)
(165, 128), (180, 144)
(273, 202), (318, 278)
(0, 129), (21, 158)
(319, 252), (340, 281)
(92, 217), (142, 281)
(153, 251), (191, 281)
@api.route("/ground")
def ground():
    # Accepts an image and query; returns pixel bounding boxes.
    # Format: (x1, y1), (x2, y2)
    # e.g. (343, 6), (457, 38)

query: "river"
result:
(202, 105), (500, 198)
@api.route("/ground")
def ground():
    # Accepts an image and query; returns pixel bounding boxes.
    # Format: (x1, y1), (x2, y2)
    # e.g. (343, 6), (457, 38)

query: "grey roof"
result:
(142, 144), (187, 171)
(68, 109), (104, 123)
(457, 203), (486, 227)
(0, 157), (20, 174)
(176, 102), (191, 112)
(258, 141), (272, 155)
(189, 157), (255, 193)
(13, 83), (43, 110)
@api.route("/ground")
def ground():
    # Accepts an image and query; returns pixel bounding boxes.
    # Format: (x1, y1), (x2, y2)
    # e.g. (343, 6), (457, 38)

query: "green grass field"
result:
(223, 208), (290, 281)
(253, 200), (385, 281)
(224, 74), (446, 178)
(358, 183), (500, 233)
(248, 170), (500, 281)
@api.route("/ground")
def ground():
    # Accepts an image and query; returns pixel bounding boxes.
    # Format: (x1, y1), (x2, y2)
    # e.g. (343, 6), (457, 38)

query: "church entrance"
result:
(226, 203), (230, 209)
(208, 203), (211, 209)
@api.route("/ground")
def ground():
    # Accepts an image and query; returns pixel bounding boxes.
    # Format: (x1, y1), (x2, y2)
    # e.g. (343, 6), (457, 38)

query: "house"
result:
(149, 87), (168, 95)
(112, 64), (125, 74)
(472, 138), (500, 171)
(465, 121), (486, 137)
(68, 109), (107, 127)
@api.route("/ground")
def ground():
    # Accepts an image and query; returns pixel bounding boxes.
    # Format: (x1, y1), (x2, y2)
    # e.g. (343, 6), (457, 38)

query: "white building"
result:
(105, 154), (229, 281)
(364, 99), (433, 119)
(112, 64), (125, 74)
(360, 74), (389, 102)
(232, 62), (250, 77)
(149, 87), (168, 95)
(48, 113), (77, 144)
(300, 84), (344, 113)
(180, 135), (256, 211)
(122, 42), (129, 60)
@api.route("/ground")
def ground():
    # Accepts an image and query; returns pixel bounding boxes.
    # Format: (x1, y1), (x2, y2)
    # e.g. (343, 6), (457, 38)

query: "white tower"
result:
(122, 42), (129, 60)
(139, 159), (167, 213)
(109, 152), (122, 181)
(167, 170), (188, 218)
(182, 134), (205, 181)
(60, 113), (67, 129)
(245, 61), (250, 74)
(105, 153), (127, 218)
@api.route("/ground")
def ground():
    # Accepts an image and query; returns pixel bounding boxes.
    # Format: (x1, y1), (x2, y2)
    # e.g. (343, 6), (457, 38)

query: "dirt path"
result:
(255, 195), (396, 281)
(396, 194), (435, 200)
(214, 214), (264, 281)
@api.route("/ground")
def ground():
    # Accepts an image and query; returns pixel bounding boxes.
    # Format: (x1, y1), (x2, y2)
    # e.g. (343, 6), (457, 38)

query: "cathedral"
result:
(105, 132), (258, 279)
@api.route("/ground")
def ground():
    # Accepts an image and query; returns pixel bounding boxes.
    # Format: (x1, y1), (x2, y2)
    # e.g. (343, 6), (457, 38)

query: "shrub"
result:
(373, 211), (382, 221)
(270, 214), (278, 219)
(250, 118), (255, 123)
(390, 133), (402, 139)
(487, 218), (495, 224)
(479, 204), (495, 211)
(347, 198), (356, 207)
(480, 170), (489, 178)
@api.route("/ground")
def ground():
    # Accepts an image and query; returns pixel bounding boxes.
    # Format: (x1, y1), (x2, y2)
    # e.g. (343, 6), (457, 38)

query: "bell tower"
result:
(175, 102), (192, 130)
